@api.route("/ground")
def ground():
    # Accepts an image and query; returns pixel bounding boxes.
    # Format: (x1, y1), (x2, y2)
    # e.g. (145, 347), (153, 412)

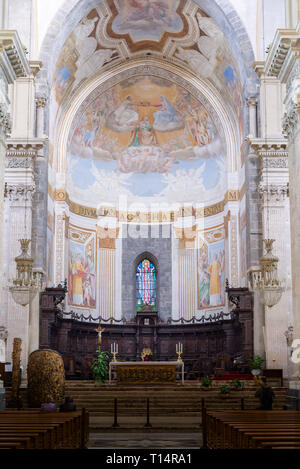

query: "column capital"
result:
(35, 97), (47, 109)
(247, 97), (258, 107)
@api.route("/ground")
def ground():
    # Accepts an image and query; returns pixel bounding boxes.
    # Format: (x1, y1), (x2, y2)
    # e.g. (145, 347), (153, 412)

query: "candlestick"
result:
(111, 342), (118, 362)
(176, 342), (183, 362)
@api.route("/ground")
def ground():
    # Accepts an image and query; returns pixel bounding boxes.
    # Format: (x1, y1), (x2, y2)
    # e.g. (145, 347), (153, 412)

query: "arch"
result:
(54, 58), (239, 185)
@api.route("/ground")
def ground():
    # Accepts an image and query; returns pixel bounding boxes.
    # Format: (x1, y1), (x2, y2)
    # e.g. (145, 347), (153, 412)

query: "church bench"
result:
(0, 425), (56, 448)
(205, 410), (300, 449)
(0, 442), (27, 449)
(209, 415), (300, 448)
(0, 436), (33, 449)
(0, 409), (89, 449)
(227, 424), (300, 448)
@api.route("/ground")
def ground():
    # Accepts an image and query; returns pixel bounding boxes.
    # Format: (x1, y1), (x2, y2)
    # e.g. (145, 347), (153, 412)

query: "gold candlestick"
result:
(111, 342), (118, 362)
(272, 358), (276, 369)
(176, 343), (183, 362)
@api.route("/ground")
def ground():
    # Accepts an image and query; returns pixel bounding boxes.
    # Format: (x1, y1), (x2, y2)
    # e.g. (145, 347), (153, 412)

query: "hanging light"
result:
(258, 239), (284, 308)
(8, 239), (41, 307)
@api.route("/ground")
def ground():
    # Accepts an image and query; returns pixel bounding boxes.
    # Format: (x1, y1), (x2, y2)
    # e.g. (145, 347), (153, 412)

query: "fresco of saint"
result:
(129, 117), (158, 146)
(153, 96), (184, 131)
(71, 252), (85, 305)
(208, 253), (222, 306)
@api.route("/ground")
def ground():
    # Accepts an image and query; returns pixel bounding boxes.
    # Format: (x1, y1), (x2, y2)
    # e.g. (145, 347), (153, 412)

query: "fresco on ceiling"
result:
(68, 230), (96, 308)
(198, 238), (225, 309)
(67, 75), (226, 204)
(111, 0), (183, 42)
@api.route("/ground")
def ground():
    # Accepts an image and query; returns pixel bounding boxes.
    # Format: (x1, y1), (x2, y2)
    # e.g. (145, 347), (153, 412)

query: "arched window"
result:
(136, 259), (156, 311)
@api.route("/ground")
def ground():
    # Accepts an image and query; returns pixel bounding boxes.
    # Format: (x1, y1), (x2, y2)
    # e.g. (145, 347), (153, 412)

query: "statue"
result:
(95, 326), (105, 346)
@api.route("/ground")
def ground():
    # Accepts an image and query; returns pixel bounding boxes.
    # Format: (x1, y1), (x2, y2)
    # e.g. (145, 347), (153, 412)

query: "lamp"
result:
(9, 239), (42, 307)
(258, 239), (284, 308)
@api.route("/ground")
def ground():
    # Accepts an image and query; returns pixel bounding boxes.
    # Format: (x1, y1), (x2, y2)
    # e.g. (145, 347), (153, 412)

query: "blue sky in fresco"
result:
(69, 153), (224, 197)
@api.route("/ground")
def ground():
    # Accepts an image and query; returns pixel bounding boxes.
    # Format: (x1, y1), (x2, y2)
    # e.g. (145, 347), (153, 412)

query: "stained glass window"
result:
(136, 259), (156, 311)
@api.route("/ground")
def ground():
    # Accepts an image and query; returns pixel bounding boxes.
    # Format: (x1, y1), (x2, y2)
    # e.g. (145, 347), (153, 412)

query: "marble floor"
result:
(88, 432), (202, 449)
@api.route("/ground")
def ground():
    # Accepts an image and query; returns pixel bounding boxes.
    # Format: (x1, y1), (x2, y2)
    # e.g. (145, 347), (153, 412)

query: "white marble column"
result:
(247, 97), (258, 137)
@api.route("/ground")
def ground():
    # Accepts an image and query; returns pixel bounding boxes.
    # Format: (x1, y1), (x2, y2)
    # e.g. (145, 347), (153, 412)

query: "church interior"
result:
(0, 0), (300, 451)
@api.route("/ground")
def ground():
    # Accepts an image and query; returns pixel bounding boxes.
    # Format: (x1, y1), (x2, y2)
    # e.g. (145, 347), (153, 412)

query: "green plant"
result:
(91, 348), (110, 382)
(219, 385), (231, 394)
(230, 379), (244, 390)
(201, 375), (212, 387)
(249, 355), (264, 370)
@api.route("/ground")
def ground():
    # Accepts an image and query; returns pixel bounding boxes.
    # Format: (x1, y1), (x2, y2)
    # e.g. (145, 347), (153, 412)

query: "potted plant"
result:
(91, 348), (110, 384)
(219, 385), (231, 398)
(249, 355), (264, 377)
(201, 375), (212, 390)
(230, 379), (244, 391)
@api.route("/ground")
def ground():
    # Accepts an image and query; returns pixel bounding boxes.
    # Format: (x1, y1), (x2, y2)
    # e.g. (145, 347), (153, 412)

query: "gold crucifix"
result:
(95, 326), (105, 345)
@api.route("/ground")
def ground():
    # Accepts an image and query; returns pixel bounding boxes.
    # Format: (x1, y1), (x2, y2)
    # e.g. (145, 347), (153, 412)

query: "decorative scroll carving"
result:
(5, 157), (32, 169)
(4, 183), (35, 202)
(282, 104), (299, 141)
(0, 103), (11, 137)
(258, 183), (289, 201)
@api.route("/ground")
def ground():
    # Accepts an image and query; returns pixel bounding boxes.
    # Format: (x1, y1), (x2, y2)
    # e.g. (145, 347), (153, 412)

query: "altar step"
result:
(64, 381), (287, 418)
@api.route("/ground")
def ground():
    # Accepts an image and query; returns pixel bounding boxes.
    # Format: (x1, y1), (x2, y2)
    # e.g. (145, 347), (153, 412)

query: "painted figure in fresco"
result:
(116, 0), (175, 30)
(187, 106), (211, 147)
(153, 96), (183, 131)
(136, 259), (156, 308)
(198, 253), (210, 307)
(83, 254), (95, 306)
(71, 253), (85, 305)
(129, 117), (158, 147)
(208, 252), (222, 306)
(108, 96), (139, 131)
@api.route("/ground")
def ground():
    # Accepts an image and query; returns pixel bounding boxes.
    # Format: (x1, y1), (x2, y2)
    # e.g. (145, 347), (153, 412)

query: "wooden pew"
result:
(204, 410), (300, 449)
(0, 409), (89, 449)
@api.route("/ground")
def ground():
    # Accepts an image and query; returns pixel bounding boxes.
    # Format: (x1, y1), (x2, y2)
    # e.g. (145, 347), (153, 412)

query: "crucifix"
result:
(95, 326), (105, 345)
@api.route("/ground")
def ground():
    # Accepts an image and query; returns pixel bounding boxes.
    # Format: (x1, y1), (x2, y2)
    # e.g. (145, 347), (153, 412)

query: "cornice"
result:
(264, 29), (299, 79)
(0, 30), (31, 81)
(246, 136), (288, 153)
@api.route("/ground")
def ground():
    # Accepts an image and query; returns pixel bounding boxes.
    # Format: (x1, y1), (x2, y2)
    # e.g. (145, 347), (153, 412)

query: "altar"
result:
(109, 361), (184, 385)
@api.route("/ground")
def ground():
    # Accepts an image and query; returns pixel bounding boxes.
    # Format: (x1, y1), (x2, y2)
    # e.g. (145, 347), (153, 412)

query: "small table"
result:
(109, 361), (184, 385)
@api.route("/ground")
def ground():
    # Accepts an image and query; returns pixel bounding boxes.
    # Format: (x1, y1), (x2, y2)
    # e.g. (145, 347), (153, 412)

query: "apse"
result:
(45, 0), (248, 322)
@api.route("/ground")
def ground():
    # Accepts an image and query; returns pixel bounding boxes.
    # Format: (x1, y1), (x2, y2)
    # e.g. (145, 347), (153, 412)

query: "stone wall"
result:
(122, 224), (172, 323)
